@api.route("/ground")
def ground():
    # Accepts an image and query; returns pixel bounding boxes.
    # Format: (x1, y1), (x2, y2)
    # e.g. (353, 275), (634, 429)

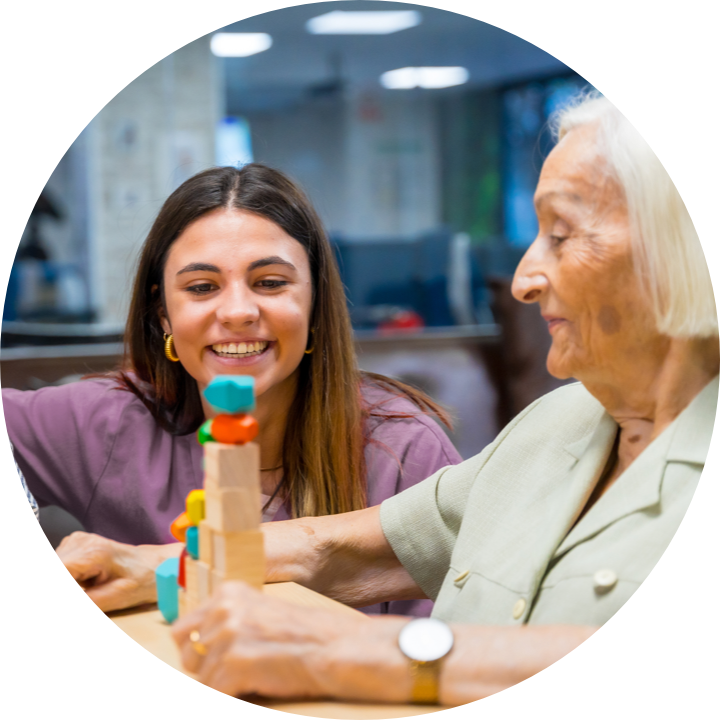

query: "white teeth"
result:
(212, 341), (268, 357)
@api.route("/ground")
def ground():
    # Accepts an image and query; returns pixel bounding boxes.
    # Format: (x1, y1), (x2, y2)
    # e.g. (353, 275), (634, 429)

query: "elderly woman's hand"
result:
(57, 531), (181, 612)
(172, 581), (413, 701)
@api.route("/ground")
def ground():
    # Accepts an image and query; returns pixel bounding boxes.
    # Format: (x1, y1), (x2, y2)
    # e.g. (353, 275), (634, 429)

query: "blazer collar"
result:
(555, 375), (718, 558)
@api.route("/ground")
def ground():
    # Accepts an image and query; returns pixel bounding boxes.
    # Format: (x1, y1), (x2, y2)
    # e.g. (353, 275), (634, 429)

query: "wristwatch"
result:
(398, 618), (454, 704)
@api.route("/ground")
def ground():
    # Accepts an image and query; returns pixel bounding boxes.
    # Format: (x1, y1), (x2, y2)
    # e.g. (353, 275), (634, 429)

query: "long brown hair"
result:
(120, 164), (450, 518)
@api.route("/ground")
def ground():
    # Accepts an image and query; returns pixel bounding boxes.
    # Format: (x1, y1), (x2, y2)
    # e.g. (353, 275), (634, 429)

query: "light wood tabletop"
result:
(109, 582), (446, 719)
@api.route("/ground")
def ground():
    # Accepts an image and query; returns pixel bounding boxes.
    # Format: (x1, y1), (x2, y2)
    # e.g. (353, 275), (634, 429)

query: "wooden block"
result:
(198, 520), (213, 565)
(178, 588), (187, 618)
(203, 442), (260, 490)
(212, 530), (265, 587)
(185, 556), (199, 598)
(196, 560), (211, 602)
(204, 487), (260, 533)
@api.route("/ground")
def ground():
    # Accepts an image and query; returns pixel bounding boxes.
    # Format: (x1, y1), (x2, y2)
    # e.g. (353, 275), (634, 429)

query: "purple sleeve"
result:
(2, 380), (125, 524)
(358, 394), (463, 617)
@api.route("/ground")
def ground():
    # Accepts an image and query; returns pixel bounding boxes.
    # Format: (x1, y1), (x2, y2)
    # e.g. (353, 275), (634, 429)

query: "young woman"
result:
(4, 164), (462, 615)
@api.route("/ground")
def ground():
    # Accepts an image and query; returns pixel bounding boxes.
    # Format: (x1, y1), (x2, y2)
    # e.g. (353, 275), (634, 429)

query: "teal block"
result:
(155, 557), (180, 624)
(203, 375), (255, 414)
(186, 525), (199, 559)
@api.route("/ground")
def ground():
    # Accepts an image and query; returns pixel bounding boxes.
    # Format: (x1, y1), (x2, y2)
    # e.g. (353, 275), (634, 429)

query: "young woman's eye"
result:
(257, 279), (288, 289)
(185, 283), (216, 295)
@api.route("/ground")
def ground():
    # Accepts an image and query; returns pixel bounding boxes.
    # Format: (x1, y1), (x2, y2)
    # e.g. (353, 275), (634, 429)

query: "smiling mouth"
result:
(211, 341), (269, 358)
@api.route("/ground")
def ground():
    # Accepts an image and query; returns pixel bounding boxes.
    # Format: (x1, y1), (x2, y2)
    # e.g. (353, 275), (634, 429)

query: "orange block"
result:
(211, 414), (259, 445)
(170, 511), (192, 542)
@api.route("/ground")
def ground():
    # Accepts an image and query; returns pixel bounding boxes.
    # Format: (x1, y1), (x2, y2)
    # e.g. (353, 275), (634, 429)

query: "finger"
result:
(85, 577), (139, 612)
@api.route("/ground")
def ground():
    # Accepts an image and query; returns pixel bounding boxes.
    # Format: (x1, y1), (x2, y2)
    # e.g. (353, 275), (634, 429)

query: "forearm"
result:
(440, 624), (598, 705)
(316, 621), (597, 705)
(263, 506), (424, 607)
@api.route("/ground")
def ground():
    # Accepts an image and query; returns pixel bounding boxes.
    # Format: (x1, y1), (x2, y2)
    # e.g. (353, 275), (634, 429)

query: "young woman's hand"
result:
(57, 531), (182, 612)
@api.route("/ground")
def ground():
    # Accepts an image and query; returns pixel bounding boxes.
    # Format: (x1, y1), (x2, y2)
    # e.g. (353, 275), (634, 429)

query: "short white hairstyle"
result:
(552, 92), (717, 338)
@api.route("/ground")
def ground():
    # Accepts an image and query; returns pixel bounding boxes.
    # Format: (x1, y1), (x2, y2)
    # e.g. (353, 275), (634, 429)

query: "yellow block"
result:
(186, 489), (205, 525)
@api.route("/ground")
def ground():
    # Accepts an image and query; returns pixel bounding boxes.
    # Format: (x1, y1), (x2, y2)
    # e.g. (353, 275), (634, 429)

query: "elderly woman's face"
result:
(511, 125), (662, 382)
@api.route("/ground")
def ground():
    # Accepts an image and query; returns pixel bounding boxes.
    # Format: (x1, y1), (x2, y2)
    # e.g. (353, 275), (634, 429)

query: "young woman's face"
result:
(160, 208), (313, 406)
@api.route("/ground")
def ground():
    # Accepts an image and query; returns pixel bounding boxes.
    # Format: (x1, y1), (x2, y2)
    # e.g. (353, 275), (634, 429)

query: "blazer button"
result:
(512, 598), (527, 619)
(593, 569), (618, 593)
(454, 570), (470, 585)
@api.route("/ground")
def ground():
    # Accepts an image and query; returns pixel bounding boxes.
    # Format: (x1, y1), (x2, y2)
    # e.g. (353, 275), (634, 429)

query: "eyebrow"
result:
(176, 262), (221, 276)
(534, 191), (583, 209)
(175, 256), (297, 277)
(247, 256), (297, 272)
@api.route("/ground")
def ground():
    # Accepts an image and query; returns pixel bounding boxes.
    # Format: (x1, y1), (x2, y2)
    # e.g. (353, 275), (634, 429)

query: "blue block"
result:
(155, 557), (180, 624)
(203, 375), (256, 414)
(186, 525), (199, 559)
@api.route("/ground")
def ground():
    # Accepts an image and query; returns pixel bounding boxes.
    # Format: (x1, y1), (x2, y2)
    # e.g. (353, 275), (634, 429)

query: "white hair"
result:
(552, 92), (717, 338)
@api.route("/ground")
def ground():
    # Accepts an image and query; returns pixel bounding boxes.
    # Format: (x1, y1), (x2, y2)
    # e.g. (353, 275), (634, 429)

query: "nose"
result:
(511, 238), (549, 304)
(215, 282), (260, 327)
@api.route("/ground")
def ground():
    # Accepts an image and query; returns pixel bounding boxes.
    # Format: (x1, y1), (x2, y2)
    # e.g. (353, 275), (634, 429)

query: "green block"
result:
(197, 419), (214, 445)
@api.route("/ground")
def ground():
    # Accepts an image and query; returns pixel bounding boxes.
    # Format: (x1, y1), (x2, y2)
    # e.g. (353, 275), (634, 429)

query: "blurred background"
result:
(2, 1), (593, 485)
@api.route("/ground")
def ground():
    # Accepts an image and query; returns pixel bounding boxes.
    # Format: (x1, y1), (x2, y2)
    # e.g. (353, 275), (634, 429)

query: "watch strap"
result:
(409, 659), (442, 704)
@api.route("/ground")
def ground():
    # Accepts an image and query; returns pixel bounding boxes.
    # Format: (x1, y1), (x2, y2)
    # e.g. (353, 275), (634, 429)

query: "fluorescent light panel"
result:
(381, 67), (469, 90)
(306, 10), (421, 35)
(210, 33), (272, 57)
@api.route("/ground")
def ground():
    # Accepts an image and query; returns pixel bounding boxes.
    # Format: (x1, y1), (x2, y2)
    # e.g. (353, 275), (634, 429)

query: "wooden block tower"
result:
(157, 375), (265, 623)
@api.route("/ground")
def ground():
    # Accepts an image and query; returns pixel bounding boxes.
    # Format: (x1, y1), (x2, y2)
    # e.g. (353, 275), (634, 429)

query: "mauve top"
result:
(3, 378), (462, 616)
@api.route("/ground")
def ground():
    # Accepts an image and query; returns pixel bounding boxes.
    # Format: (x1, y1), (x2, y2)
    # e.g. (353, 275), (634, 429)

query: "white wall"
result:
(87, 36), (220, 323)
(249, 88), (441, 240)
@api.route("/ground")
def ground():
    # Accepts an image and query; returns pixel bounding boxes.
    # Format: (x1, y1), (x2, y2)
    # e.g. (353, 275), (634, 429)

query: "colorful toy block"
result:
(186, 525), (199, 559)
(197, 419), (214, 445)
(170, 511), (192, 542)
(178, 546), (188, 589)
(204, 375), (256, 414)
(169, 374), (266, 620)
(186, 489), (205, 525)
(210, 414), (259, 444)
(155, 557), (180, 624)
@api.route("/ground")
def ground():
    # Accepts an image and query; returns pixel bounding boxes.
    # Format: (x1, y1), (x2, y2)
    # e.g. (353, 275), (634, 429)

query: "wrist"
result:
(309, 617), (413, 703)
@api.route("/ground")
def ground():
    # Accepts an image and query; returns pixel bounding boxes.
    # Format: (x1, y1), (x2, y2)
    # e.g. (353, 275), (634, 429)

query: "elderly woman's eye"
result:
(550, 234), (568, 245)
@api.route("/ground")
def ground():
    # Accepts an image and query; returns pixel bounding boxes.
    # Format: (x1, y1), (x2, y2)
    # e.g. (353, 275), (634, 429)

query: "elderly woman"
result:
(164, 93), (718, 704)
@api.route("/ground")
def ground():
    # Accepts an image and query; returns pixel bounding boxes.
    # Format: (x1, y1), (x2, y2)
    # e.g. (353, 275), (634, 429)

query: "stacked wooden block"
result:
(156, 375), (265, 624)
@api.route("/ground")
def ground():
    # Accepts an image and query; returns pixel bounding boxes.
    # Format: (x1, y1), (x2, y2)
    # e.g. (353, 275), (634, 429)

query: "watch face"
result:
(398, 618), (454, 662)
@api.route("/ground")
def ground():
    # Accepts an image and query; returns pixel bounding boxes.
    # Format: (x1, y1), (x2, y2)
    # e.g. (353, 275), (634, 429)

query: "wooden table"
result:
(110, 582), (445, 719)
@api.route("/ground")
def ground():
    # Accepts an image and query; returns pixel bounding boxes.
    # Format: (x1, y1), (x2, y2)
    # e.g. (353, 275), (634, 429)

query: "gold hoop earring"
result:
(163, 333), (180, 362)
(304, 328), (315, 355)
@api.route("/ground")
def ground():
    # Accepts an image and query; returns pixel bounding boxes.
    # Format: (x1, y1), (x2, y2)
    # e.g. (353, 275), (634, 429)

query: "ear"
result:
(152, 283), (172, 335)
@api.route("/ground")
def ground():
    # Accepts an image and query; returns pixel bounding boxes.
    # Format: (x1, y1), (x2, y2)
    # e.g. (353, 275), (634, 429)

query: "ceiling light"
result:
(380, 67), (470, 90)
(306, 10), (421, 35)
(210, 33), (273, 58)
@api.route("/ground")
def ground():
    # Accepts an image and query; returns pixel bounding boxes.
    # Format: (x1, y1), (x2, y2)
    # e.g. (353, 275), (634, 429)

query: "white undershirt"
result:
(260, 494), (285, 523)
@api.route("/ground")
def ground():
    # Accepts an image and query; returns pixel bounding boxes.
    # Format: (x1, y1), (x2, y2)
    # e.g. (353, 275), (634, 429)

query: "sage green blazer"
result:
(380, 377), (717, 626)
